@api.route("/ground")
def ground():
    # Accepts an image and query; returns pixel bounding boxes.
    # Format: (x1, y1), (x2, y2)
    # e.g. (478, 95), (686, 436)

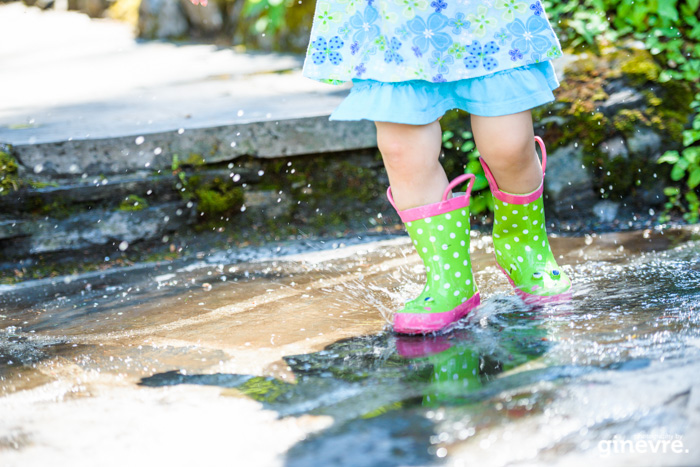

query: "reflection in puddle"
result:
(2, 228), (700, 465)
(137, 233), (700, 464)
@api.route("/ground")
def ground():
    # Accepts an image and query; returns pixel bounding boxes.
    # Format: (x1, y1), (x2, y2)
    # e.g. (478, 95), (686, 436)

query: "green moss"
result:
(28, 180), (59, 189)
(0, 150), (21, 195)
(184, 153), (206, 167)
(118, 194), (148, 211)
(613, 109), (650, 133)
(618, 49), (661, 85)
(192, 177), (244, 218)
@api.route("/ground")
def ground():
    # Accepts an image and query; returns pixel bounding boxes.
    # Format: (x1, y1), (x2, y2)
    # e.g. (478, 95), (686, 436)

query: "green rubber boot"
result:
(480, 136), (572, 303)
(387, 174), (481, 334)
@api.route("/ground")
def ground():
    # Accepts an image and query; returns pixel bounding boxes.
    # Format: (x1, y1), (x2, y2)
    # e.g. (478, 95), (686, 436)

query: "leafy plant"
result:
(544, 0), (700, 222)
(441, 129), (493, 215)
(657, 97), (700, 223)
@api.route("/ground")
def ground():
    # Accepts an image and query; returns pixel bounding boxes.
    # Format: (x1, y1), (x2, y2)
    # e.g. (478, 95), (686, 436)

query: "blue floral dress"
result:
(303, 0), (563, 85)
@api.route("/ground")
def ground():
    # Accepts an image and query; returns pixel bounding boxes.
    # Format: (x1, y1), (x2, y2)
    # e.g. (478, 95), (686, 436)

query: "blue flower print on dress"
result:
(525, 52), (542, 64)
(463, 40), (500, 71)
(384, 37), (405, 64)
(529, 1), (543, 16)
(349, 6), (381, 44)
(430, 0), (447, 13)
(312, 36), (345, 65)
(506, 15), (552, 54)
(407, 13), (453, 54)
(493, 27), (510, 46)
(395, 24), (410, 40)
(508, 48), (523, 61)
(338, 22), (353, 39)
(432, 73), (447, 82)
(429, 50), (454, 74)
(448, 12), (470, 34)
(302, 0), (564, 84)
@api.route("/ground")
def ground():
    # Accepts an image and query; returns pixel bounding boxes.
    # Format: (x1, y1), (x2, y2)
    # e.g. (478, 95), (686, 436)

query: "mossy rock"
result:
(536, 45), (694, 205)
(0, 151), (21, 196)
(118, 194), (149, 212)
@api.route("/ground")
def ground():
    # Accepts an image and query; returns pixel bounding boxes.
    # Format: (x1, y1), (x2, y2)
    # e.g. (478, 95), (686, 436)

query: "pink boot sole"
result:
(393, 293), (481, 335)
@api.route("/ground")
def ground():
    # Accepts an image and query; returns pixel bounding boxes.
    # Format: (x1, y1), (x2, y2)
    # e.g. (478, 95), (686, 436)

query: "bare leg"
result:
(470, 110), (542, 194)
(375, 120), (447, 211)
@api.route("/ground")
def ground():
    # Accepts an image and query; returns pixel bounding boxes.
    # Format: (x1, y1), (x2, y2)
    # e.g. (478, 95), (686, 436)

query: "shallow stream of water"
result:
(1, 227), (699, 466)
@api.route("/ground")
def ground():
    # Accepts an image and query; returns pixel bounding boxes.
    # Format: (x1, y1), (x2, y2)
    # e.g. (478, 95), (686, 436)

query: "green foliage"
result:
(440, 116), (493, 216)
(542, 0), (700, 222)
(658, 100), (700, 223)
(194, 178), (245, 218)
(0, 151), (21, 195)
(241, 0), (289, 37)
(118, 194), (149, 211)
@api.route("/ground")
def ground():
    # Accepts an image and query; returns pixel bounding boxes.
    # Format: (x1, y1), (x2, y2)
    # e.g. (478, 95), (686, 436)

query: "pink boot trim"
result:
(479, 136), (547, 205)
(393, 293), (481, 335)
(395, 339), (452, 358)
(387, 174), (476, 223)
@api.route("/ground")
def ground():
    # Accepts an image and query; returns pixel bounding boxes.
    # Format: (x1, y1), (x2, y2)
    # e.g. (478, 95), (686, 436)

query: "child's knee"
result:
(481, 133), (536, 171)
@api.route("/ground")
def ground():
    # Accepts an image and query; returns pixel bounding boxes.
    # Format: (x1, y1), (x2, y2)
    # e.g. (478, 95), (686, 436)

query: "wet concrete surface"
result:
(1, 227), (700, 466)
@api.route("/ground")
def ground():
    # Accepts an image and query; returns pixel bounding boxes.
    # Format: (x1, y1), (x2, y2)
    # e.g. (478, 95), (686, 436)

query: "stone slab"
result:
(0, 4), (376, 171)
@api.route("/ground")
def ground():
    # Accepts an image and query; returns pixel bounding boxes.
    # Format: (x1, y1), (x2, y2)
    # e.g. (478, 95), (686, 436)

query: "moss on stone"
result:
(193, 177), (244, 218)
(0, 151), (21, 196)
(118, 194), (149, 211)
(538, 45), (695, 204)
(617, 49), (661, 85)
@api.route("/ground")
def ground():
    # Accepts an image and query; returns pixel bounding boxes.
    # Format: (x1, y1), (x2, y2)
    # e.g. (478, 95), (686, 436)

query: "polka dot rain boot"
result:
(387, 174), (481, 334)
(480, 136), (572, 303)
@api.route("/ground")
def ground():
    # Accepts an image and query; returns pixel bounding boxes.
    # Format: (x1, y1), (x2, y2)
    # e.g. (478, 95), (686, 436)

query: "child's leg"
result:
(470, 110), (542, 194)
(379, 119), (480, 334)
(471, 110), (572, 302)
(375, 120), (448, 211)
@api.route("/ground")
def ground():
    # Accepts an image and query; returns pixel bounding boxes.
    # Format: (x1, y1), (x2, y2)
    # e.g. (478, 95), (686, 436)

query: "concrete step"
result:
(0, 3), (376, 176)
(0, 4), (381, 265)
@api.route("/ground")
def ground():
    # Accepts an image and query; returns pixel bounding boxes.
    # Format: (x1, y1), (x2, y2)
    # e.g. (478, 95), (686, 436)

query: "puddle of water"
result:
(1, 227), (699, 465)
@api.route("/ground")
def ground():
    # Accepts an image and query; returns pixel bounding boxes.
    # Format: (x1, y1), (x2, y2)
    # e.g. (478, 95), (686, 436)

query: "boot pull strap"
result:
(386, 173), (476, 212)
(534, 135), (547, 175)
(442, 173), (475, 202)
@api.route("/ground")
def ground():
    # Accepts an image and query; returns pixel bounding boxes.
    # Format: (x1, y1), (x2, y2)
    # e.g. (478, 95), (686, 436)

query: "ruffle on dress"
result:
(329, 61), (559, 124)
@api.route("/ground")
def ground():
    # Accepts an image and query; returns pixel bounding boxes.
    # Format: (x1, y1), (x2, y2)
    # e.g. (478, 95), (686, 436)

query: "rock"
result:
(593, 200), (620, 224)
(598, 87), (645, 115)
(138, 0), (189, 39)
(0, 202), (193, 257)
(11, 117), (378, 177)
(544, 143), (597, 218)
(180, 0), (223, 34)
(244, 189), (293, 220)
(627, 127), (662, 160)
(599, 137), (629, 160)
